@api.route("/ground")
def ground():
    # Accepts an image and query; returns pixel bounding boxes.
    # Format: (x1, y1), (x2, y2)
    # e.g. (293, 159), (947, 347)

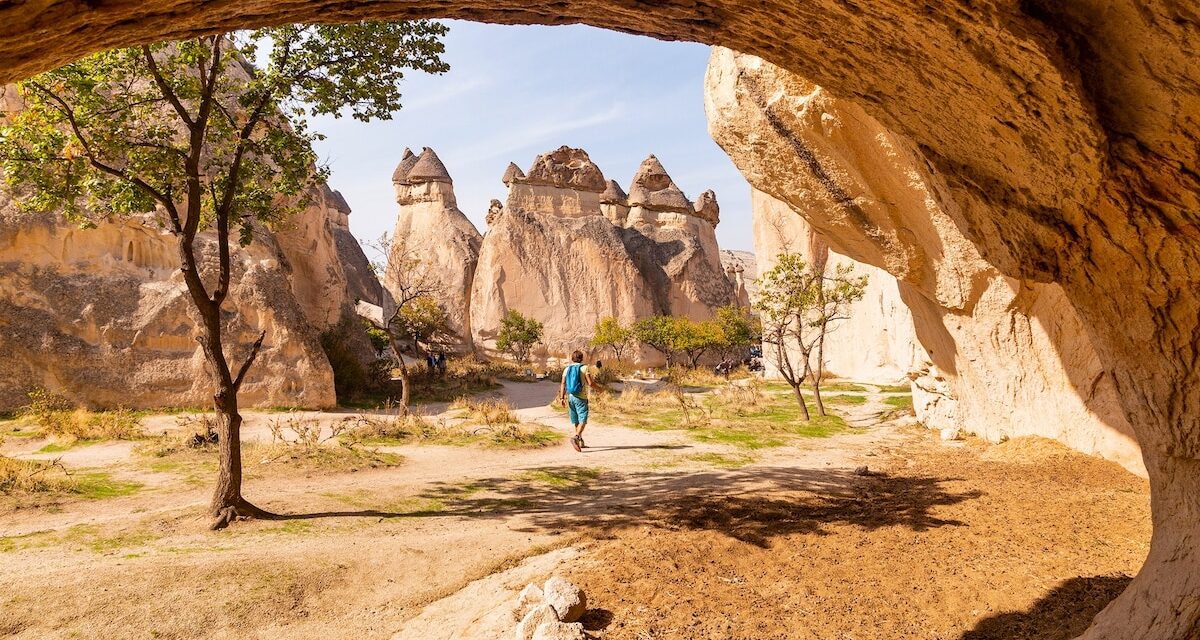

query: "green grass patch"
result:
(691, 428), (785, 449)
(687, 452), (756, 468)
(823, 394), (867, 406)
(37, 439), (102, 453)
(876, 383), (912, 393)
(72, 472), (142, 499)
(823, 382), (868, 392)
(884, 395), (914, 410)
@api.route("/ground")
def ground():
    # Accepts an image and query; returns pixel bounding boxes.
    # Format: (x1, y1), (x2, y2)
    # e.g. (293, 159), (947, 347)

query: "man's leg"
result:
(575, 399), (589, 448)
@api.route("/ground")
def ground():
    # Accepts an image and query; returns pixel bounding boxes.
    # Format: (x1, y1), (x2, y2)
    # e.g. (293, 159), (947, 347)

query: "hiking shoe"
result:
(570, 435), (582, 452)
(578, 436), (586, 449)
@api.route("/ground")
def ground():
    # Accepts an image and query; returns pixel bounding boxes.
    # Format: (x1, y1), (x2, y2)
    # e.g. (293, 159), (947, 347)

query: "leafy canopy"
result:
(0, 21), (450, 241)
(496, 310), (543, 362)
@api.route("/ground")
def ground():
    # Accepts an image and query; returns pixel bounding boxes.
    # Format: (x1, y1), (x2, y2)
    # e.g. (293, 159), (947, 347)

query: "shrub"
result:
(450, 397), (518, 427)
(22, 390), (143, 441)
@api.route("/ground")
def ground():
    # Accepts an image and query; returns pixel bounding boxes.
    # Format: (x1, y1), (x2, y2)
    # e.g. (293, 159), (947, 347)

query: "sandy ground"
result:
(0, 381), (1150, 639)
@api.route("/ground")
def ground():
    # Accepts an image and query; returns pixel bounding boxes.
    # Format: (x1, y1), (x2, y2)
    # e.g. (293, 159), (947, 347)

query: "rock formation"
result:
(5, 4), (1198, 638)
(751, 188), (923, 385)
(0, 190), (347, 410)
(469, 146), (737, 359)
(384, 147), (482, 351)
(705, 48), (1143, 478)
(0, 84), (377, 411)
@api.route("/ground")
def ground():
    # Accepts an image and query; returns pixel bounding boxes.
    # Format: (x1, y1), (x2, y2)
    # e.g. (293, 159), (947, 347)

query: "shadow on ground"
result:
(272, 465), (982, 547)
(958, 575), (1132, 640)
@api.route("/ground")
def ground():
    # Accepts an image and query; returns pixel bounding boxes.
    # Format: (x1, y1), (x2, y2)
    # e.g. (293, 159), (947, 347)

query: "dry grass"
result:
(346, 405), (560, 450)
(450, 397), (518, 426)
(0, 455), (74, 495)
(21, 389), (143, 443)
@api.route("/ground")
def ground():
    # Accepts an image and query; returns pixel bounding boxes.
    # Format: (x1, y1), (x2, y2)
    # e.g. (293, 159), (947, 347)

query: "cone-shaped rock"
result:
(391, 148), (417, 184)
(600, 179), (628, 205)
(405, 147), (453, 184)
(471, 146), (738, 362)
(693, 189), (720, 227)
(627, 154), (693, 213)
(501, 162), (525, 185)
(518, 145), (606, 192)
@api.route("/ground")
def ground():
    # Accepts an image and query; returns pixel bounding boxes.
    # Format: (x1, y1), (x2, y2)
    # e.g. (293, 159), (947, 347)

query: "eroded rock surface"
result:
(708, 48), (1143, 477)
(384, 147), (483, 351)
(470, 147), (736, 359)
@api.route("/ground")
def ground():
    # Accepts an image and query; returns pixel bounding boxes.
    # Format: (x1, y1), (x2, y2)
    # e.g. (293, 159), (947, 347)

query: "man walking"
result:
(558, 350), (601, 452)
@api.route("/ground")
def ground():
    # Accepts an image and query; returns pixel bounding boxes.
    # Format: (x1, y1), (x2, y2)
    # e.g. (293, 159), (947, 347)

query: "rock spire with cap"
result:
(627, 154), (694, 214)
(600, 179), (628, 205)
(391, 148), (418, 184)
(404, 147), (453, 184)
(694, 189), (720, 227)
(517, 146), (606, 192)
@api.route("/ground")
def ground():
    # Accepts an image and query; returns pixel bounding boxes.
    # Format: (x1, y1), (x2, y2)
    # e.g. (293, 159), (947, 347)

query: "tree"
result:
(674, 318), (726, 369)
(371, 242), (447, 415)
(754, 253), (866, 420)
(632, 315), (678, 367)
(590, 316), (633, 361)
(807, 262), (868, 415)
(0, 23), (449, 529)
(496, 310), (542, 363)
(715, 304), (761, 360)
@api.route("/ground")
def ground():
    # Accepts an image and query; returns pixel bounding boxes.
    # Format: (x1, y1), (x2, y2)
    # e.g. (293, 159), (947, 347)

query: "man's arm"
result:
(585, 372), (603, 391)
(558, 375), (567, 401)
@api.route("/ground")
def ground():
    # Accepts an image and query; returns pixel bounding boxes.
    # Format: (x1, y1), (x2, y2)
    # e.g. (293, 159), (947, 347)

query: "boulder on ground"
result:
(542, 577), (586, 623)
(515, 604), (559, 640)
(513, 583), (544, 621)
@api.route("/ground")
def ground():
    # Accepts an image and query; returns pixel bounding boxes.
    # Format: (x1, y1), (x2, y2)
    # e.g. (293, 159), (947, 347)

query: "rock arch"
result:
(2, 3), (1197, 638)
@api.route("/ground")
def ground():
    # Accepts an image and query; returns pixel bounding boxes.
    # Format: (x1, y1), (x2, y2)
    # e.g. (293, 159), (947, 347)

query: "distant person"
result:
(425, 352), (436, 374)
(436, 350), (447, 376)
(558, 350), (602, 452)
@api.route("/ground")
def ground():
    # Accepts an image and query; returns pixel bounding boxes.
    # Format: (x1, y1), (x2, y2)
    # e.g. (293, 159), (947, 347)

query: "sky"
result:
(309, 20), (755, 252)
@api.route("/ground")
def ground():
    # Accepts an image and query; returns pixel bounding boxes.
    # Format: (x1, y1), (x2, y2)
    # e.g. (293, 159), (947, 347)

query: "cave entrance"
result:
(1, 5), (1194, 640)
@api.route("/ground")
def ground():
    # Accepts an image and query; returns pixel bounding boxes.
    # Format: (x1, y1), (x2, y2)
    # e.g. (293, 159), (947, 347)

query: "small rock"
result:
(513, 583), (544, 621)
(516, 604), (559, 640)
(543, 577), (587, 623)
(940, 427), (963, 441)
(853, 465), (870, 476)
(532, 621), (586, 640)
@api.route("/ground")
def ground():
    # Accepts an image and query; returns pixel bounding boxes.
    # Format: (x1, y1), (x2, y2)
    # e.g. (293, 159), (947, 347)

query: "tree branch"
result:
(232, 331), (266, 391)
(142, 45), (194, 128)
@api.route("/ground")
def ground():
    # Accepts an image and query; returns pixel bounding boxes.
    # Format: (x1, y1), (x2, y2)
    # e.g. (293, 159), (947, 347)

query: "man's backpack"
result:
(564, 363), (584, 396)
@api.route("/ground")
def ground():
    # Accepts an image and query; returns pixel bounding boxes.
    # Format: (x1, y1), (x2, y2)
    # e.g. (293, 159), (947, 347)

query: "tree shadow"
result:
(581, 444), (691, 452)
(403, 465), (983, 547)
(958, 575), (1132, 640)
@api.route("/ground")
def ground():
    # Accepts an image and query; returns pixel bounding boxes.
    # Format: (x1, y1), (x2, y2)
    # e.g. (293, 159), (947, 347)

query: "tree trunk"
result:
(810, 377), (826, 417)
(199, 313), (271, 530)
(792, 384), (810, 421)
(388, 336), (412, 416)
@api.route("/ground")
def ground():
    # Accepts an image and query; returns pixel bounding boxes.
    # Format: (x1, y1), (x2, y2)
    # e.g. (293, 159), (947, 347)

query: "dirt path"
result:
(0, 381), (1150, 640)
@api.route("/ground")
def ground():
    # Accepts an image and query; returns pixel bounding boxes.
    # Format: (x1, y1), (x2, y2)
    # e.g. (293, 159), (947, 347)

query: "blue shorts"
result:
(567, 394), (590, 425)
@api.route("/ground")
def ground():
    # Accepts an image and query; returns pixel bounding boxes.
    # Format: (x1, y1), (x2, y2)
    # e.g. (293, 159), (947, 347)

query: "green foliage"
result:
(21, 390), (143, 442)
(754, 253), (868, 418)
(715, 304), (761, 357)
(590, 316), (633, 360)
(364, 320), (391, 352)
(320, 319), (390, 404)
(632, 315), (678, 365)
(496, 310), (543, 363)
(393, 295), (452, 351)
(632, 315), (728, 368)
(0, 23), (450, 231)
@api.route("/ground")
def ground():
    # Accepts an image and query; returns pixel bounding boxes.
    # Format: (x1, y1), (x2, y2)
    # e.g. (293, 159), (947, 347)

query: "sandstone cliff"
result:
(0, 195), (340, 410)
(469, 146), (736, 360)
(0, 86), (377, 410)
(383, 147), (482, 351)
(705, 47), (1143, 477)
